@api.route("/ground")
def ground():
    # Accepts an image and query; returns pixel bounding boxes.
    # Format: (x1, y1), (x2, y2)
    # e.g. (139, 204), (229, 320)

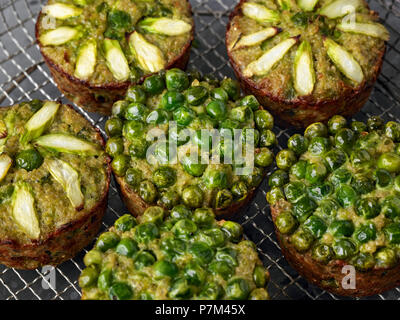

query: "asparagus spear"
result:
(138, 17), (192, 36)
(320, 0), (362, 19)
(12, 182), (40, 239)
(298, 0), (319, 12)
(46, 158), (84, 210)
(0, 154), (12, 182)
(337, 22), (389, 41)
(242, 2), (280, 24)
(294, 40), (315, 96)
(43, 3), (82, 19)
(244, 37), (298, 77)
(129, 31), (166, 73)
(74, 39), (97, 80)
(103, 38), (130, 81)
(39, 27), (79, 46)
(234, 27), (280, 49)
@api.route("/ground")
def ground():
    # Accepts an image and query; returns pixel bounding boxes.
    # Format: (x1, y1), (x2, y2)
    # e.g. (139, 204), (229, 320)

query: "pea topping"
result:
(206, 100), (227, 120)
(220, 78), (240, 100)
(126, 86), (147, 104)
(304, 122), (328, 139)
(239, 95), (259, 111)
(143, 74), (165, 95)
(139, 180), (158, 204)
(276, 149), (297, 170)
(96, 232), (120, 252)
(333, 239), (357, 260)
(377, 152), (400, 173)
(254, 110), (274, 130)
(15, 149), (44, 171)
(134, 222), (159, 243)
(275, 212), (297, 234)
(79, 267), (99, 288)
(154, 260), (179, 279)
(165, 68), (189, 92)
(152, 166), (176, 188)
(288, 134), (309, 155)
(329, 220), (355, 237)
(268, 170), (289, 187)
(226, 278), (250, 300)
(105, 117), (123, 137)
(116, 238), (139, 257)
(312, 244), (333, 264)
(221, 221), (243, 243)
(355, 198), (380, 219)
(291, 228), (314, 252)
(353, 223), (377, 244)
(182, 185), (204, 208)
(160, 90), (185, 111)
(328, 115), (347, 134)
(106, 137), (124, 157)
(134, 251), (156, 269)
(115, 214), (137, 232)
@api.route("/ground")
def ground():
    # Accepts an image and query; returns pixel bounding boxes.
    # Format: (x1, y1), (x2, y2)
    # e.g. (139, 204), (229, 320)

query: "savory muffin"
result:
(267, 115), (400, 296)
(105, 69), (276, 217)
(79, 206), (270, 300)
(0, 101), (110, 269)
(36, 0), (194, 114)
(226, 0), (388, 128)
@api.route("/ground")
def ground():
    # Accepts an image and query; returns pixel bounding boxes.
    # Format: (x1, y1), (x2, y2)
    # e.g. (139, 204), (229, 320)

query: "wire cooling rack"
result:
(0, 0), (399, 300)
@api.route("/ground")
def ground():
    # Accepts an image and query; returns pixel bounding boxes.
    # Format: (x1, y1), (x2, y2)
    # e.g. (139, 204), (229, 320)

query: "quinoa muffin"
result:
(105, 69), (276, 217)
(226, 0), (388, 128)
(79, 206), (270, 300)
(267, 115), (400, 296)
(0, 101), (111, 269)
(36, 0), (194, 114)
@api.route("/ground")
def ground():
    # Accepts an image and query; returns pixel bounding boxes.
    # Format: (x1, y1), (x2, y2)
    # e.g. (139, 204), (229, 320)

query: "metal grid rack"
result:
(0, 0), (399, 300)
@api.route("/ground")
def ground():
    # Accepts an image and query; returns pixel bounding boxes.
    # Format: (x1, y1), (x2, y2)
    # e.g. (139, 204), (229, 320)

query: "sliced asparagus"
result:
(43, 3), (82, 19)
(12, 182), (40, 239)
(129, 31), (166, 73)
(39, 27), (79, 46)
(234, 27), (280, 49)
(0, 154), (12, 182)
(320, 0), (362, 19)
(74, 39), (97, 80)
(103, 39), (130, 81)
(294, 41), (315, 96)
(138, 17), (192, 36)
(277, 0), (292, 10)
(298, 0), (319, 11)
(46, 158), (84, 210)
(337, 22), (389, 41)
(0, 120), (7, 139)
(324, 38), (364, 84)
(244, 37), (298, 77)
(242, 2), (280, 24)
(34, 133), (101, 156)
(20, 101), (60, 145)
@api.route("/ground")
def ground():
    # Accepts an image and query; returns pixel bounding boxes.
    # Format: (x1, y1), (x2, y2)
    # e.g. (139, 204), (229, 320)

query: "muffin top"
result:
(36, 0), (193, 85)
(267, 115), (400, 270)
(80, 206), (270, 300)
(226, 0), (388, 103)
(0, 101), (109, 243)
(106, 69), (276, 212)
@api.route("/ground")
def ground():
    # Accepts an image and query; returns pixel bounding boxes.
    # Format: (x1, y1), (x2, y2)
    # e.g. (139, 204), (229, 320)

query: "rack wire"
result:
(0, 0), (399, 300)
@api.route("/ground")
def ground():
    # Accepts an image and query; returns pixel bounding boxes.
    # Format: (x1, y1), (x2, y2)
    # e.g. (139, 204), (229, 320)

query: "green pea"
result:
(255, 147), (273, 167)
(353, 223), (377, 244)
(79, 267), (98, 288)
(352, 253), (375, 271)
(15, 149), (43, 171)
(134, 250), (156, 269)
(183, 262), (206, 286)
(328, 115), (347, 134)
(381, 195), (400, 219)
(146, 109), (169, 125)
(239, 95), (259, 111)
(221, 221), (243, 242)
(142, 206), (164, 225)
(215, 247), (238, 266)
(168, 278), (192, 299)
(324, 149), (347, 172)
(112, 100), (128, 118)
(377, 152), (400, 173)
(355, 198), (380, 219)
(173, 219), (197, 240)
(152, 166), (176, 188)
(241, 128), (260, 146)
(170, 205), (192, 221)
(199, 282), (224, 300)
(291, 228), (314, 252)
(220, 78), (240, 100)
(197, 228), (227, 248)
(188, 242), (214, 265)
(329, 168), (352, 187)
(266, 187), (285, 205)
(367, 116), (384, 131)
(160, 90), (185, 111)
(116, 238), (139, 257)
(158, 190), (180, 210)
(292, 196), (317, 222)
(395, 175), (400, 192)
(211, 87), (229, 102)
(284, 181), (306, 203)
(351, 176), (375, 195)
(329, 219), (354, 237)
(374, 168), (392, 188)
(230, 106), (253, 123)
(334, 128), (354, 152)
(305, 162), (327, 185)
(333, 239), (357, 260)
(226, 278), (250, 300)
(108, 282), (133, 300)
(206, 100), (227, 120)
(160, 237), (186, 258)
(124, 102), (149, 122)
(318, 199), (340, 220)
(97, 268), (113, 291)
(384, 223), (400, 244)
(268, 170), (289, 188)
(290, 160), (307, 179)
(209, 260), (233, 280)
(241, 166), (263, 188)
(185, 86), (209, 106)
(203, 169), (229, 189)
(165, 68), (189, 92)
(307, 183), (333, 201)
(308, 137), (330, 155)
(126, 86), (146, 104)
(276, 149), (297, 171)
(259, 129), (276, 147)
(304, 122), (328, 139)
(154, 260), (179, 279)
(287, 134), (308, 155)
(134, 222), (159, 243)
(123, 120), (145, 141)
(128, 138), (148, 158)
(252, 265), (267, 288)
(106, 137), (123, 157)
(351, 120), (367, 134)
(336, 185), (358, 208)
(182, 185), (203, 208)
(173, 106), (195, 126)
(105, 117), (123, 137)
(115, 214), (137, 232)
(311, 244), (333, 264)
(193, 208), (215, 226)
(125, 168), (142, 189)
(215, 189), (233, 209)
(275, 212), (297, 234)
(153, 141), (176, 164)
(375, 248), (397, 268)
(96, 232), (120, 252)
(83, 250), (102, 267)
(254, 110), (274, 130)
(143, 74), (165, 95)
(231, 181), (248, 200)
(303, 216), (327, 238)
(385, 121), (400, 142)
